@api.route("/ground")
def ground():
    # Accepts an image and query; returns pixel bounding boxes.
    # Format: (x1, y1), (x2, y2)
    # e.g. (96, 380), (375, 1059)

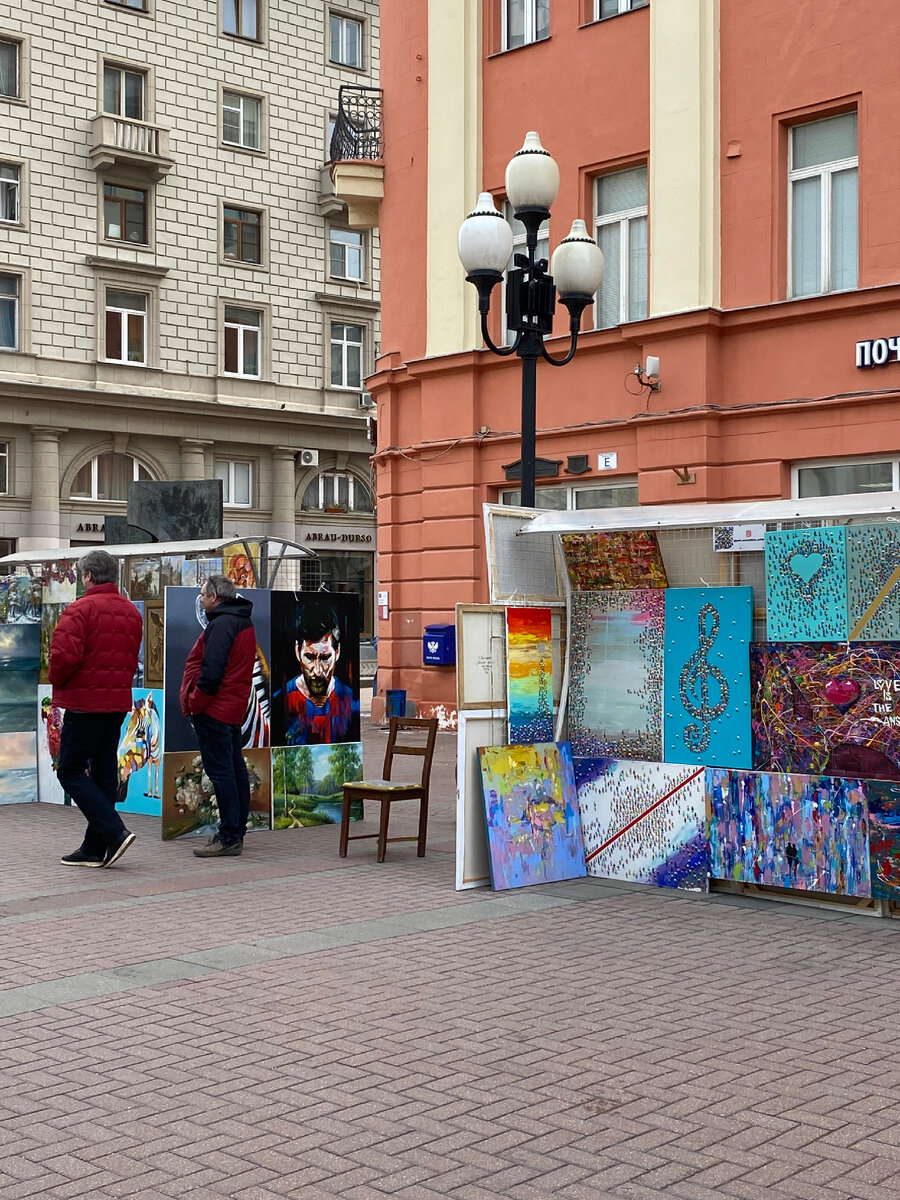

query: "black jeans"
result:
(192, 713), (250, 846)
(57, 710), (128, 855)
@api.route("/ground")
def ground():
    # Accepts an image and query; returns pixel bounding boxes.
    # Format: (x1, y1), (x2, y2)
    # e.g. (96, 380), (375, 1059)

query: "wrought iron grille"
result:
(330, 85), (383, 162)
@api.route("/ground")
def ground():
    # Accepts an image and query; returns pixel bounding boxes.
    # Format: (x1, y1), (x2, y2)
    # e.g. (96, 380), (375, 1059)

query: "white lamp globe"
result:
(551, 219), (605, 297)
(458, 192), (514, 275)
(505, 132), (560, 212)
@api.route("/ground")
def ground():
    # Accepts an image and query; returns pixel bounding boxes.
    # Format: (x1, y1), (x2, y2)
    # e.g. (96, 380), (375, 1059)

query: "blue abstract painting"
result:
(765, 527), (848, 642)
(846, 524), (900, 642)
(663, 587), (753, 769)
(867, 779), (900, 899)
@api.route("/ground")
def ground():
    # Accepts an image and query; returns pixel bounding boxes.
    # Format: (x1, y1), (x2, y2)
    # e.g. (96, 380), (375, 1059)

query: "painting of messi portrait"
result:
(270, 592), (360, 746)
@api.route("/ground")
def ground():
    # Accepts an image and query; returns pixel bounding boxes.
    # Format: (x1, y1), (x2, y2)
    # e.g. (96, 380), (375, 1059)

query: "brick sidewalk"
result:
(2, 724), (900, 1199)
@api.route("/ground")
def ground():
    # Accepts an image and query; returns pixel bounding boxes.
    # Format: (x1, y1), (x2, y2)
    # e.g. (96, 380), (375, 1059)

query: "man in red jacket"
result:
(49, 549), (143, 868)
(180, 574), (256, 857)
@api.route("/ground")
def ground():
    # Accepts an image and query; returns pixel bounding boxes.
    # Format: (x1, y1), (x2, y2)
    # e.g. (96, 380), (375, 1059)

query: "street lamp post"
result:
(458, 132), (605, 508)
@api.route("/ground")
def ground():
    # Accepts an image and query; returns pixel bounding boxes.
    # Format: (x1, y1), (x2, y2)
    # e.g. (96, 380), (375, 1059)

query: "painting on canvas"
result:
(116, 690), (164, 817)
(0, 625), (39, 734)
(162, 747), (271, 840)
(764, 528), (848, 642)
(506, 606), (553, 744)
(846, 524), (900, 641)
(272, 742), (363, 827)
(0, 732), (37, 804)
(867, 780), (900, 900)
(561, 531), (667, 591)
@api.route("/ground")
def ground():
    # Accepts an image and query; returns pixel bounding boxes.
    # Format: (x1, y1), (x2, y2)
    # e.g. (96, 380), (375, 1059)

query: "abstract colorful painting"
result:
(568, 590), (664, 760)
(478, 741), (585, 890)
(752, 642), (900, 781)
(0, 625), (39, 733)
(6, 576), (41, 624)
(0, 731), (37, 804)
(162, 747), (271, 840)
(561, 531), (668, 592)
(272, 742), (362, 827)
(846, 524), (900, 641)
(867, 780), (900, 900)
(765, 528), (848, 641)
(574, 758), (707, 891)
(663, 587), (753, 769)
(506, 606), (553, 744)
(116, 690), (164, 816)
(707, 768), (871, 896)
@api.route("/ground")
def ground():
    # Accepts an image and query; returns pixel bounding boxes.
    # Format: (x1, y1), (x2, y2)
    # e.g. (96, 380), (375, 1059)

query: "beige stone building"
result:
(0, 0), (382, 635)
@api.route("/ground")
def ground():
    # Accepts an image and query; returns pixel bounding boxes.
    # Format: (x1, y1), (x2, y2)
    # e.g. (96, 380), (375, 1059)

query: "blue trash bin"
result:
(385, 689), (406, 718)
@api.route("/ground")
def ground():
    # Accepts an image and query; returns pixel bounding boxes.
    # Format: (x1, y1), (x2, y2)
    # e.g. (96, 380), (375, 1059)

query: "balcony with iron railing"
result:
(323, 85), (384, 230)
(90, 114), (174, 181)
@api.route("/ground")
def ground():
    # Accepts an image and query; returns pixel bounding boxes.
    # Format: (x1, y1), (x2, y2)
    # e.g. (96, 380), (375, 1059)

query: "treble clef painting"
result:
(663, 587), (754, 769)
(677, 604), (729, 753)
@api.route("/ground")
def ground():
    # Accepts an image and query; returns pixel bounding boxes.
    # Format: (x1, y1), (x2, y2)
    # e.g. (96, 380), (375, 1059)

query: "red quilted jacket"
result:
(49, 583), (143, 712)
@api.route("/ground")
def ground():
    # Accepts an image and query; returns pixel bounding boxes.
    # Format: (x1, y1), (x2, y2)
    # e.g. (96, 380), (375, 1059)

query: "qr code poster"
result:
(713, 524), (766, 553)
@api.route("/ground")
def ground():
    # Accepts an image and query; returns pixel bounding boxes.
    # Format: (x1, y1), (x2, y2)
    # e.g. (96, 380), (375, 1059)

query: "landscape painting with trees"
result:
(273, 741), (364, 828)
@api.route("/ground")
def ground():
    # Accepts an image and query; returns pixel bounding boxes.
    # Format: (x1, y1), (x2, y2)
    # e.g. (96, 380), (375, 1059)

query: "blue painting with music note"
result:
(663, 588), (753, 769)
(765, 527), (848, 642)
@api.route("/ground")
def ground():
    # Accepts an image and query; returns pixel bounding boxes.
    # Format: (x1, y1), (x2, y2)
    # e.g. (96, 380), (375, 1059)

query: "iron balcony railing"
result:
(330, 85), (383, 162)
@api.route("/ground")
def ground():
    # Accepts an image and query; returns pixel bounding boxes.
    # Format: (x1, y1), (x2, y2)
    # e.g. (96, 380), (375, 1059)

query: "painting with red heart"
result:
(751, 643), (900, 781)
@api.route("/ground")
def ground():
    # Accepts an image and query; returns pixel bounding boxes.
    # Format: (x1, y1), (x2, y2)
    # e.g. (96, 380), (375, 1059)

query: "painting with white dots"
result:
(764, 528), (848, 642)
(846, 523), (900, 641)
(574, 757), (708, 891)
(663, 587), (753, 769)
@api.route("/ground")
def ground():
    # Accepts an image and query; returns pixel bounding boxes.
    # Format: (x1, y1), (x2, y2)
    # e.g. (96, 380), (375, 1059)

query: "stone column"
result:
(271, 447), (298, 540)
(179, 438), (212, 481)
(21, 426), (65, 551)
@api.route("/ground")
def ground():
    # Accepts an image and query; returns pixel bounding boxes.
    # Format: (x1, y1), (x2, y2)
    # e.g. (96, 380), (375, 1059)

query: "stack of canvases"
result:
(479, 526), (900, 904)
(161, 585), (363, 841)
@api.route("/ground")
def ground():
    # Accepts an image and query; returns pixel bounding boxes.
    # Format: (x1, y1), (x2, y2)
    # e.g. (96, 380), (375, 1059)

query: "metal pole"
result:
(520, 338), (538, 508)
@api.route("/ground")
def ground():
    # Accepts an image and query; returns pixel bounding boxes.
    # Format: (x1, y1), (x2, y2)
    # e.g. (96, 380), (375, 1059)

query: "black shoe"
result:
(193, 835), (242, 858)
(103, 830), (136, 868)
(61, 848), (104, 868)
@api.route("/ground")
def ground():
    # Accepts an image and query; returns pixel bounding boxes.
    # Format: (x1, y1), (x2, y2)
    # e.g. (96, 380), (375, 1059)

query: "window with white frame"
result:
(223, 305), (261, 377)
(223, 90), (261, 150)
(596, 0), (647, 17)
(0, 164), (19, 224)
(594, 165), (647, 328)
(0, 272), (19, 350)
(330, 321), (363, 388)
(789, 112), (858, 298)
(215, 459), (252, 506)
(301, 471), (373, 513)
(104, 288), (147, 364)
(329, 228), (363, 281)
(223, 0), (259, 39)
(70, 453), (151, 501)
(501, 478), (639, 509)
(502, 201), (549, 345)
(792, 456), (897, 500)
(103, 63), (145, 120)
(0, 442), (9, 494)
(0, 38), (20, 98)
(329, 13), (363, 67)
(503, 0), (550, 49)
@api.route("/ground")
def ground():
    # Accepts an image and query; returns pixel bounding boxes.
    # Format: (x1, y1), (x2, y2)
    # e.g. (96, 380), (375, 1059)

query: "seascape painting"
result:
(0, 625), (39, 733)
(0, 731), (37, 804)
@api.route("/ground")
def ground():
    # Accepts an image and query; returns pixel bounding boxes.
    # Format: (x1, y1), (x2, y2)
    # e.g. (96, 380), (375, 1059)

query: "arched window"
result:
(70, 453), (152, 501)
(301, 471), (373, 514)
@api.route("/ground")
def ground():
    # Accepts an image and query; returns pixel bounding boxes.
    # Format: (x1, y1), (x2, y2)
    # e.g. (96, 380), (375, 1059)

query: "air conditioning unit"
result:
(299, 448), (319, 467)
(358, 391), (375, 410)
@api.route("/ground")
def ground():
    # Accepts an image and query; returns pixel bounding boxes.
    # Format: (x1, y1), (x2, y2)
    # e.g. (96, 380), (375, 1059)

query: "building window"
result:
(223, 91), (261, 150)
(0, 39), (19, 99)
(793, 457), (896, 499)
(103, 64), (145, 120)
(215, 459), (252, 506)
(104, 289), (147, 364)
(501, 478), (639, 509)
(223, 305), (261, 377)
(103, 183), (148, 244)
(503, 0), (549, 49)
(596, 0), (647, 16)
(223, 206), (261, 264)
(789, 112), (858, 298)
(329, 228), (363, 281)
(330, 322), (363, 388)
(594, 165), (648, 328)
(71, 453), (151, 501)
(105, 0), (148, 11)
(502, 201), (549, 345)
(0, 164), (19, 224)
(0, 273), (18, 350)
(223, 0), (259, 40)
(329, 13), (363, 67)
(302, 471), (373, 513)
(0, 442), (8, 494)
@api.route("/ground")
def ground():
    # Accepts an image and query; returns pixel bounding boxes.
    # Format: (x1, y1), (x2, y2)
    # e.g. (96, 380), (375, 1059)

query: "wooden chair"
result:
(339, 716), (439, 863)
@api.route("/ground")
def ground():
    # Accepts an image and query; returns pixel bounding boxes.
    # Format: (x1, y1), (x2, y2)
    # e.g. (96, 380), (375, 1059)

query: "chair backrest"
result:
(383, 716), (439, 792)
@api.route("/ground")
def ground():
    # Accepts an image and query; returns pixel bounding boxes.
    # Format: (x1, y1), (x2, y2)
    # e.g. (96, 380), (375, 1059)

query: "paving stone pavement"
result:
(3, 722), (900, 1199)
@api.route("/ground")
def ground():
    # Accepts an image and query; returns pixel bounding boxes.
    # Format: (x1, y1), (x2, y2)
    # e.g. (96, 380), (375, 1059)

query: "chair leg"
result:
(416, 796), (429, 857)
(376, 800), (391, 863)
(339, 790), (352, 857)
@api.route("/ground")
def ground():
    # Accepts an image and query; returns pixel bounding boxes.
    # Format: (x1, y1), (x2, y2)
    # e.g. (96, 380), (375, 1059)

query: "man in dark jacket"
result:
(50, 549), (143, 868)
(181, 574), (256, 857)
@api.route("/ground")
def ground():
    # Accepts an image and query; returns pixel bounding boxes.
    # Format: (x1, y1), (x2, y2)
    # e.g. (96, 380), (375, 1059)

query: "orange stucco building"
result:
(369, 0), (900, 719)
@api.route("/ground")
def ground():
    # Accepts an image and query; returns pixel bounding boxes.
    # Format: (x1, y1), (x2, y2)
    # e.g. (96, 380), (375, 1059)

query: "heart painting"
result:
(789, 551), (825, 585)
(825, 677), (860, 709)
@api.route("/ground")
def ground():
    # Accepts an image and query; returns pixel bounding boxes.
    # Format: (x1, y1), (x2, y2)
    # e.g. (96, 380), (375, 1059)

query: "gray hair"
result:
(78, 549), (118, 585)
(204, 574), (237, 600)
